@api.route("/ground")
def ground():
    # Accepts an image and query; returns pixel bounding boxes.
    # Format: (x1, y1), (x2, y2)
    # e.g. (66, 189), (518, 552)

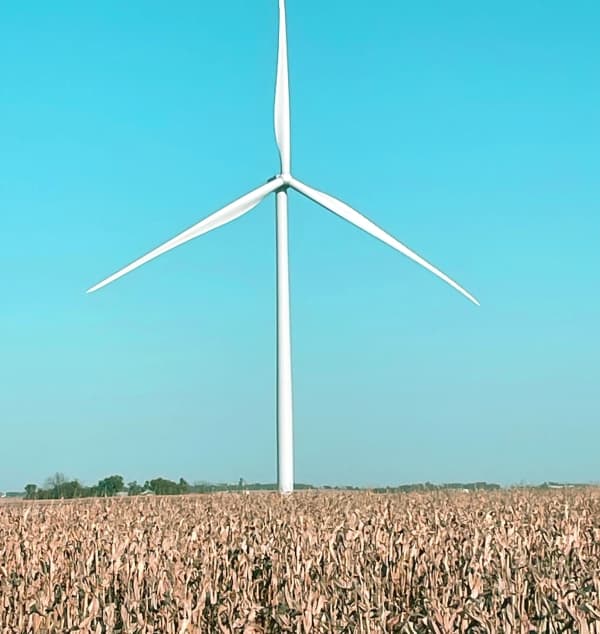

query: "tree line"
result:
(12, 478), (593, 500)
(22, 474), (317, 499)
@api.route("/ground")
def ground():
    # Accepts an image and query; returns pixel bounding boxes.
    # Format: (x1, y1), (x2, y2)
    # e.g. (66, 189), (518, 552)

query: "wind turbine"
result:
(88, 0), (479, 494)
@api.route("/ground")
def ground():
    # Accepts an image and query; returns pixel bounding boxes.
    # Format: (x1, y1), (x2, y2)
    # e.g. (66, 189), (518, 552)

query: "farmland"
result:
(1, 489), (600, 632)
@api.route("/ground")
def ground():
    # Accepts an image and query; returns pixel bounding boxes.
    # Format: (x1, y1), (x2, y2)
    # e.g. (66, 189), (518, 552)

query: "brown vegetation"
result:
(1, 489), (600, 632)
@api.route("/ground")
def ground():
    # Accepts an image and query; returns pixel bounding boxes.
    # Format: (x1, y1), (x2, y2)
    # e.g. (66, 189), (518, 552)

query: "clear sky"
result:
(1, 1), (598, 491)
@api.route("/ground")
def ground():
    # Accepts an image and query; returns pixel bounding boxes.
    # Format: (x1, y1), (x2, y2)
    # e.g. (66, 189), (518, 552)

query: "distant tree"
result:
(45, 472), (66, 489)
(24, 484), (37, 499)
(84, 485), (99, 498)
(148, 478), (180, 495)
(127, 481), (143, 496)
(97, 475), (125, 497)
(178, 478), (190, 494)
(45, 472), (67, 498)
(61, 480), (83, 499)
(191, 481), (214, 494)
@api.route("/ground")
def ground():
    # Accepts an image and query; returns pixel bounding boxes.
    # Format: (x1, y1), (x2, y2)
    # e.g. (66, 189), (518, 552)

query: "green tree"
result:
(148, 478), (179, 495)
(61, 480), (83, 499)
(45, 472), (67, 498)
(24, 484), (37, 499)
(178, 478), (190, 494)
(127, 481), (143, 496)
(97, 475), (125, 497)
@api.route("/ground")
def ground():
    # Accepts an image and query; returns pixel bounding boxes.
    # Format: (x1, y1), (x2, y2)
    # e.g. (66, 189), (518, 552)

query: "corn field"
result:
(1, 489), (600, 633)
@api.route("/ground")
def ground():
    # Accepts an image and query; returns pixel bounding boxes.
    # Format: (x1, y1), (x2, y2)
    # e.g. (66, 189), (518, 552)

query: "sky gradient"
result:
(1, 1), (599, 490)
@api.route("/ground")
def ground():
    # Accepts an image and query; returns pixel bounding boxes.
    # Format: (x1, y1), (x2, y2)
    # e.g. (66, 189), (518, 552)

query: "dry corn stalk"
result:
(1, 489), (600, 632)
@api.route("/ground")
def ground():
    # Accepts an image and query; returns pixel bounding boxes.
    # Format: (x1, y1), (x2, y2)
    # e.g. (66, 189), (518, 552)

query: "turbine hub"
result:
(268, 173), (292, 189)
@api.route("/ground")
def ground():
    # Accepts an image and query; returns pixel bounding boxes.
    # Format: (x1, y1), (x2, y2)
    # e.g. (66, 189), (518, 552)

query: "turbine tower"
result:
(88, 0), (479, 494)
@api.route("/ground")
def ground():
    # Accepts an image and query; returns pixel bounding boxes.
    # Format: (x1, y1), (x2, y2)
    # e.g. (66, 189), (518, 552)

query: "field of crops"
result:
(1, 489), (600, 633)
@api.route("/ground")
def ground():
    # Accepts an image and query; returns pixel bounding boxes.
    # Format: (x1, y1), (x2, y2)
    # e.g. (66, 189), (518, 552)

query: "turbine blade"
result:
(274, 0), (291, 173)
(289, 177), (479, 306)
(87, 178), (283, 294)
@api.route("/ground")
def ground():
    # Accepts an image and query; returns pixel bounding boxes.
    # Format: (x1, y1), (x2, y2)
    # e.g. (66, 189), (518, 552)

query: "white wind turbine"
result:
(88, 0), (479, 494)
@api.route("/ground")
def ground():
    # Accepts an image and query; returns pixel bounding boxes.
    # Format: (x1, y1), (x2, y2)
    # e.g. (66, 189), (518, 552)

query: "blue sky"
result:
(1, 1), (598, 490)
